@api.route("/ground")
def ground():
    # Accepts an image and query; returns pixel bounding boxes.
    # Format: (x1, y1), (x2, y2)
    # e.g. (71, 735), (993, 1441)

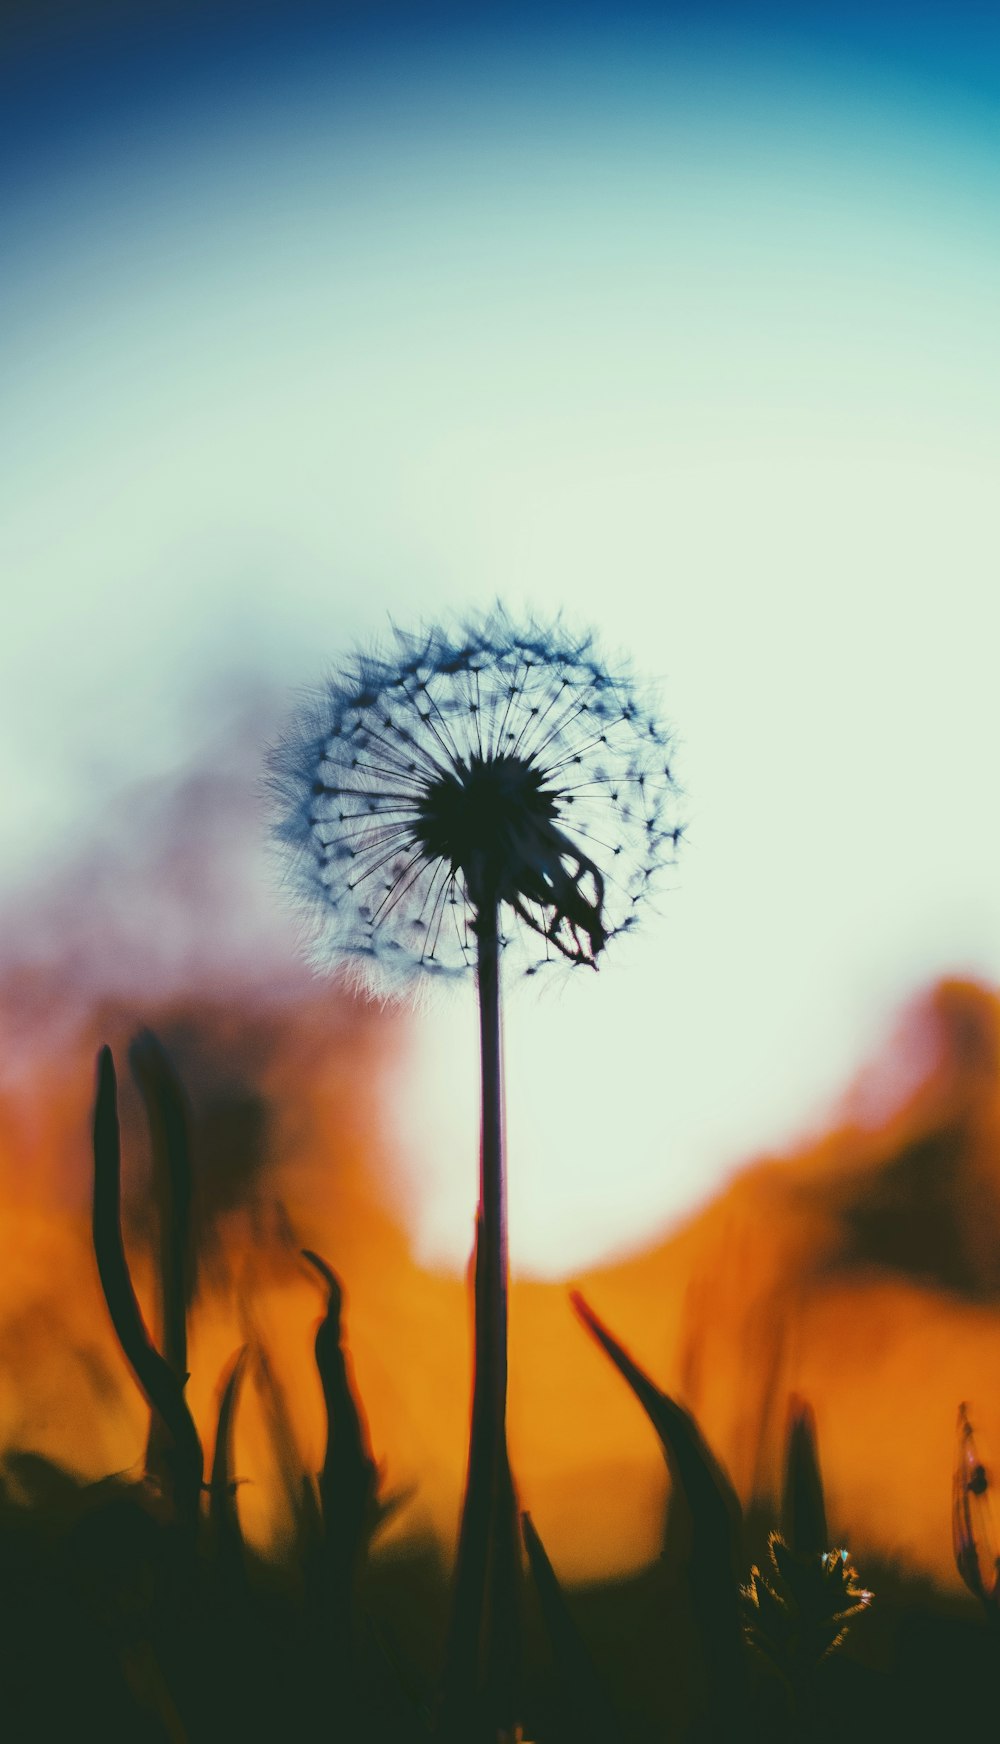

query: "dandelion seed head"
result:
(267, 608), (683, 995)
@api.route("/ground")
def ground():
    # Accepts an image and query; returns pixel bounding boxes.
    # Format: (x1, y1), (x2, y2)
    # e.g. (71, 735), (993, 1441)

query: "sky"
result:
(1, 0), (998, 1276)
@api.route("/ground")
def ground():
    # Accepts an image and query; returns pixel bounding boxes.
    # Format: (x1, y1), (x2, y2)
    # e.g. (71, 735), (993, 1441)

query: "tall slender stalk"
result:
(440, 897), (522, 1741)
(476, 898), (522, 1739)
(476, 896), (507, 1463)
(268, 613), (684, 1739)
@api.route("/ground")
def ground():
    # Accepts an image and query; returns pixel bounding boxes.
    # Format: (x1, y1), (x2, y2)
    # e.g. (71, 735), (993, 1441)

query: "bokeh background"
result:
(2, 0), (999, 1589)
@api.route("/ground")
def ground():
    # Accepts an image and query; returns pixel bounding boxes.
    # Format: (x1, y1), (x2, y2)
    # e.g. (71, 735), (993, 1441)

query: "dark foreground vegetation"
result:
(1, 1032), (996, 1742)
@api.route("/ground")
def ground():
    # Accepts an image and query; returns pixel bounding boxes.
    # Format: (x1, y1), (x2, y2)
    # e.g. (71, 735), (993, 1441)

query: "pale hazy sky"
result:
(2, 9), (998, 1272)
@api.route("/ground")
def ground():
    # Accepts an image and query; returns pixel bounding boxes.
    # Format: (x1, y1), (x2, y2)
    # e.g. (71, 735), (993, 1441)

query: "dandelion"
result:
(269, 609), (682, 989)
(267, 607), (683, 1739)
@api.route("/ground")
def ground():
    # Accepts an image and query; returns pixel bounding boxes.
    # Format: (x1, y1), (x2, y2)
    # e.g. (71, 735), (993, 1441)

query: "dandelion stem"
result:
(476, 896), (522, 1737)
(477, 895), (507, 1439)
(440, 896), (522, 1741)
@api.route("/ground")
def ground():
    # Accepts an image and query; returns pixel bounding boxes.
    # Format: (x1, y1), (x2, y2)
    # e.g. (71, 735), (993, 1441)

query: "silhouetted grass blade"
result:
(522, 1511), (624, 1744)
(302, 1250), (378, 1591)
(299, 1249), (383, 1731)
(571, 1291), (747, 1738)
(782, 1396), (828, 1558)
(92, 1046), (203, 1523)
(128, 1029), (194, 1384)
(210, 1346), (248, 1568)
(128, 1029), (196, 1510)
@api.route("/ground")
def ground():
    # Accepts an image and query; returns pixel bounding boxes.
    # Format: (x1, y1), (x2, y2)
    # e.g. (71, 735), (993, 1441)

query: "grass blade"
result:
(209, 1346), (248, 1568)
(782, 1396), (828, 1558)
(127, 1030), (194, 1384)
(128, 1030), (195, 1504)
(302, 1250), (378, 1598)
(92, 1046), (203, 1524)
(522, 1511), (624, 1744)
(571, 1291), (747, 1735)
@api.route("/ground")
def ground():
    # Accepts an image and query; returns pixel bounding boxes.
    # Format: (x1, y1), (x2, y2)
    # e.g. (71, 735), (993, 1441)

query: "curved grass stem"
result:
(92, 1046), (203, 1529)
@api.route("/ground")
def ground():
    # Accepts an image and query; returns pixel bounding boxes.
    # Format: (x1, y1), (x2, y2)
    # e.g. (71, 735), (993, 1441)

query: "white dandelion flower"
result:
(267, 605), (685, 1739)
(267, 608), (683, 992)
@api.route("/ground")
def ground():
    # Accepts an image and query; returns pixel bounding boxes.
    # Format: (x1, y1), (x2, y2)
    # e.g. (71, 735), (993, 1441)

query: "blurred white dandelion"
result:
(267, 608), (683, 992)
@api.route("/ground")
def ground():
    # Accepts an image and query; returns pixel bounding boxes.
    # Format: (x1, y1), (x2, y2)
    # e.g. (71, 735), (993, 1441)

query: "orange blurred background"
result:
(3, 950), (998, 1594)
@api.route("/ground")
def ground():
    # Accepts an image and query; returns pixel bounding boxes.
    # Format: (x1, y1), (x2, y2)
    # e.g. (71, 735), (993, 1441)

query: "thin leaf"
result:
(782, 1395), (828, 1558)
(522, 1511), (623, 1744)
(92, 1046), (203, 1523)
(209, 1346), (248, 1566)
(302, 1250), (378, 1596)
(250, 1339), (319, 1555)
(571, 1291), (747, 1731)
(128, 1030), (195, 1502)
(128, 1029), (194, 1381)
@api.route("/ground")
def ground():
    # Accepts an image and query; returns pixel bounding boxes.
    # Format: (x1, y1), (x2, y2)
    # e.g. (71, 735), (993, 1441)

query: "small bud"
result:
(953, 1403), (1000, 1609)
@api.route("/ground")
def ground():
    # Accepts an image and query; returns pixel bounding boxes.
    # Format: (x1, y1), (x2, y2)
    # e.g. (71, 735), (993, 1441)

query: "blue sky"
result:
(4, 1), (1000, 186)
(2, 0), (998, 1273)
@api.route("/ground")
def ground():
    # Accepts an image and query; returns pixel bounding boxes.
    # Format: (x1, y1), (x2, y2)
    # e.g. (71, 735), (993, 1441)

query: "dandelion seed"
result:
(267, 607), (683, 993)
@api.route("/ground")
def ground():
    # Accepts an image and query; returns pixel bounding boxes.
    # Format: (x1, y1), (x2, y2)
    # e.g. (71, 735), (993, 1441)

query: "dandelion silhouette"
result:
(267, 608), (683, 1739)
(269, 609), (682, 985)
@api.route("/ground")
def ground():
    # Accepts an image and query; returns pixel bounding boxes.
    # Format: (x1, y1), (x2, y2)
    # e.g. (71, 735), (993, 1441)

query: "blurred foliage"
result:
(1, 1034), (997, 1740)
